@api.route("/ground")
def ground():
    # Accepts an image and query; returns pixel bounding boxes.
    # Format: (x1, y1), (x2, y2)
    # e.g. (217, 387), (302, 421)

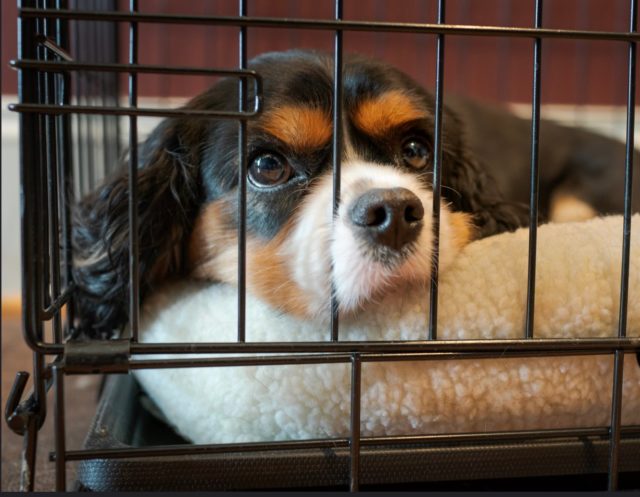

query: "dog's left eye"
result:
(248, 153), (293, 188)
(402, 139), (430, 170)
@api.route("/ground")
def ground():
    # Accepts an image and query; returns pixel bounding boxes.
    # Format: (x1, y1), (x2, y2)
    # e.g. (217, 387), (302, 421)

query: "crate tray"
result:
(75, 374), (640, 491)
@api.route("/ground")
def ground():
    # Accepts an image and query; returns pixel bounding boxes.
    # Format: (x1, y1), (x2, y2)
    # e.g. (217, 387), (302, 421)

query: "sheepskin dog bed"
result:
(135, 215), (640, 444)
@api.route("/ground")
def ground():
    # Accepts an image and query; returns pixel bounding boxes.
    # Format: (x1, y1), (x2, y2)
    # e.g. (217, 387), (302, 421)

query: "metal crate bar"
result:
(9, 102), (262, 118)
(128, 0), (139, 343)
(524, 0), (543, 339)
(41, 284), (74, 320)
(11, 59), (264, 76)
(330, 0), (343, 342)
(617, 1), (638, 343)
(237, 0), (248, 343)
(13, 334), (640, 361)
(17, 9), (640, 42)
(17, 0), (49, 489)
(428, 0), (446, 340)
(608, 350), (627, 489)
(349, 353), (362, 491)
(127, 337), (640, 355)
(608, 0), (637, 489)
(111, 348), (638, 372)
(51, 425), (640, 462)
(54, 0), (75, 335)
(53, 365), (66, 491)
(42, 1), (64, 344)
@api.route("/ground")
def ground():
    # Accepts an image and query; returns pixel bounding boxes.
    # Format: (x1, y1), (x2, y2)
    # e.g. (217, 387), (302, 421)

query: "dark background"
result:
(2, 0), (638, 105)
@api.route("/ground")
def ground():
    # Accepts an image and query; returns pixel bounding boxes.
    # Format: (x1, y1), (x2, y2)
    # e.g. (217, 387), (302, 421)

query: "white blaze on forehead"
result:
(281, 161), (458, 319)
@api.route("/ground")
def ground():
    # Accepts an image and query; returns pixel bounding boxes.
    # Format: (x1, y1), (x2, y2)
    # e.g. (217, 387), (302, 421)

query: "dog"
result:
(73, 50), (640, 338)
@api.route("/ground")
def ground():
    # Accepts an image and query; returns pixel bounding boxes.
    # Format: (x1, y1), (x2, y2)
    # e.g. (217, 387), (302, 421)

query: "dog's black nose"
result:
(349, 187), (424, 251)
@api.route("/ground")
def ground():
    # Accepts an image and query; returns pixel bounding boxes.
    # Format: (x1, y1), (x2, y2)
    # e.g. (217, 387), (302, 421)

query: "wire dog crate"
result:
(6, 0), (640, 491)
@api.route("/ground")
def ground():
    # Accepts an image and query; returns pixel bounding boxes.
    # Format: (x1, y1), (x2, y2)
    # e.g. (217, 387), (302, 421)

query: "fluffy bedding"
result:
(134, 215), (640, 444)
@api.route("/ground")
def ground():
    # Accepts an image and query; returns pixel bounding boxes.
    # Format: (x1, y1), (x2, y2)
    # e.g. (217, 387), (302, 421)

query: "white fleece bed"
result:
(134, 215), (640, 444)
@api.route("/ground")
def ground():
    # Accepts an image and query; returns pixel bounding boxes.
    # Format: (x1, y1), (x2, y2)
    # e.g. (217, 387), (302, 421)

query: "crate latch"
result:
(63, 339), (131, 374)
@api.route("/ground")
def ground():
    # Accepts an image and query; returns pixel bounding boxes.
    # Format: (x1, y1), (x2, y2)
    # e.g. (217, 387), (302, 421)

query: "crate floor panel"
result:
(75, 375), (640, 491)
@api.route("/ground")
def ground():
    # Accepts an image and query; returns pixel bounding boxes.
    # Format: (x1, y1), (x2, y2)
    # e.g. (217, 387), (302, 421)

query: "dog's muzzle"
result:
(348, 187), (424, 252)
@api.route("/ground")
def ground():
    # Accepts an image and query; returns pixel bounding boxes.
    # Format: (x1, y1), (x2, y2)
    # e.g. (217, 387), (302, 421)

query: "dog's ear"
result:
(72, 117), (204, 338)
(443, 149), (531, 238)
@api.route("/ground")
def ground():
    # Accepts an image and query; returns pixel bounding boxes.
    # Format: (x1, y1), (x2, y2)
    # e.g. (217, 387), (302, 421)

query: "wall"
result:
(1, 100), (21, 303)
(2, 0), (638, 103)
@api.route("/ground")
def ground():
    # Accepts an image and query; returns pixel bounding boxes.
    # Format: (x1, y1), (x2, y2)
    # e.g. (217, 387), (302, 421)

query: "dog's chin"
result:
(330, 237), (433, 318)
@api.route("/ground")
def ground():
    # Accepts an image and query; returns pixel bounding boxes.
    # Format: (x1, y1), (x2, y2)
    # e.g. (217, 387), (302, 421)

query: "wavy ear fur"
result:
(442, 147), (531, 238)
(438, 104), (531, 238)
(72, 118), (204, 338)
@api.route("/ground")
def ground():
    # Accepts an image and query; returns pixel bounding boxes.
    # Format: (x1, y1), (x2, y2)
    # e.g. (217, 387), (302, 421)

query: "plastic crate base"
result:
(74, 374), (640, 491)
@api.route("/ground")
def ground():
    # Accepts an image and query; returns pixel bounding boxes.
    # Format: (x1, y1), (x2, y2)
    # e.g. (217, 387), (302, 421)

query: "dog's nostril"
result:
(349, 187), (424, 251)
(404, 202), (424, 223)
(366, 206), (388, 227)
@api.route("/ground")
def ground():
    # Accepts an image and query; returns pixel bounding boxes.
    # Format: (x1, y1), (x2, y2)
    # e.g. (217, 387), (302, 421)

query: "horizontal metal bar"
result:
(8, 103), (260, 119)
(18, 9), (640, 42)
(17, 336), (639, 358)
(128, 338), (639, 355)
(55, 438), (351, 461)
(11, 59), (262, 78)
(129, 354), (351, 370)
(40, 283), (74, 320)
(365, 425), (640, 446)
(52, 425), (640, 462)
(122, 348), (636, 371)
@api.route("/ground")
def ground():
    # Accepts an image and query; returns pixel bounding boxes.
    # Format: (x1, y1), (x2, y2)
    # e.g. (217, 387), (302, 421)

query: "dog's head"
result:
(73, 50), (524, 336)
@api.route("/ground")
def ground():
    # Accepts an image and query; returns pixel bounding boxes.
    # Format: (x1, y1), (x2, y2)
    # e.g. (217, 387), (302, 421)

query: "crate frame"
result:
(5, 0), (640, 491)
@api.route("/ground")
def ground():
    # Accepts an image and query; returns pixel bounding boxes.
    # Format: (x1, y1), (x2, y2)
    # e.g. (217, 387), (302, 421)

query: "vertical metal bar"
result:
(331, 0), (343, 342)
(237, 0), (247, 342)
(100, 10), (110, 182)
(524, 0), (543, 339)
(56, 0), (75, 332)
(42, 0), (63, 343)
(36, 0), (51, 324)
(128, 0), (140, 342)
(609, 0), (636, 490)
(18, 0), (46, 487)
(349, 353), (361, 492)
(608, 350), (626, 490)
(113, 0), (122, 167)
(74, 16), (87, 196)
(617, 0), (637, 344)
(53, 366), (66, 491)
(20, 415), (39, 491)
(428, 0), (445, 340)
(85, 2), (96, 191)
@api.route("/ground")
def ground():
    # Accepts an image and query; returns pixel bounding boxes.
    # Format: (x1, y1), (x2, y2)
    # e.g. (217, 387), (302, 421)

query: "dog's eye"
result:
(248, 153), (293, 188)
(402, 139), (430, 169)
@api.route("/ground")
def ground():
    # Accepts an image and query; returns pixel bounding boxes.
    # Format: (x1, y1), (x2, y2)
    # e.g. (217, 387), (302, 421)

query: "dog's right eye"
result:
(248, 153), (293, 188)
(401, 138), (430, 170)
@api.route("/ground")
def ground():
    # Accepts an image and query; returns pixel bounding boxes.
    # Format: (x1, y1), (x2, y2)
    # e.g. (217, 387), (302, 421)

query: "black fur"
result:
(72, 49), (637, 337)
(72, 117), (205, 337)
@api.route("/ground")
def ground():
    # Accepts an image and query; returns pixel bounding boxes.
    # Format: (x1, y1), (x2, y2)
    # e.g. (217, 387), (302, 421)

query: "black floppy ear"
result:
(72, 117), (204, 338)
(442, 148), (531, 238)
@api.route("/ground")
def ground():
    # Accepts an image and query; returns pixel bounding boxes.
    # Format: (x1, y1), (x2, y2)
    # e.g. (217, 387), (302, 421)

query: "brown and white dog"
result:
(72, 50), (639, 337)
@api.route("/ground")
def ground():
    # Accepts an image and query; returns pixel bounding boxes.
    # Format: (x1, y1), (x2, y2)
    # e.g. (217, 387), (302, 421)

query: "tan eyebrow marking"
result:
(259, 106), (332, 152)
(353, 90), (426, 138)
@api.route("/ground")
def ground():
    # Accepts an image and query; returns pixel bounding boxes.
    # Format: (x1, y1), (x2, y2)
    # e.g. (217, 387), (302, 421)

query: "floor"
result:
(1, 314), (100, 491)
